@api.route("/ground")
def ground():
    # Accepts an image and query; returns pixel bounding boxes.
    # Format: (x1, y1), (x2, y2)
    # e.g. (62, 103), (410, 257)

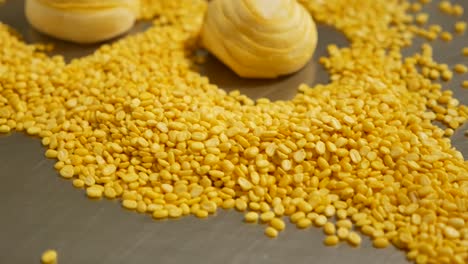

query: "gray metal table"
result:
(0, 1), (467, 263)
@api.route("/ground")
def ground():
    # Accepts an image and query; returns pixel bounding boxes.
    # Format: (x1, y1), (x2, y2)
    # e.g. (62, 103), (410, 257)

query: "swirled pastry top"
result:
(201, 0), (318, 78)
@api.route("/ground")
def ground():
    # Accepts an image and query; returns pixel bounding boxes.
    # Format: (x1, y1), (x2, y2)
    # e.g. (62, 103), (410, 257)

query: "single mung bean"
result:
(323, 222), (336, 235)
(314, 215), (328, 227)
(270, 218), (286, 231)
(337, 227), (350, 240)
(265, 227), (279, 238)
(41, 249), (57, 264)
(244, 212), (259, 223)
(347, 232), (362, 247)
(373, 237), (390, 248)
(324, 235), (339, 246)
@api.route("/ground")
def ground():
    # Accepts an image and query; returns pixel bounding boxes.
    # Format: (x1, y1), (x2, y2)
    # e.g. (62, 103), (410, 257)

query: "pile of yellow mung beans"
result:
(1, 0), (468, 263)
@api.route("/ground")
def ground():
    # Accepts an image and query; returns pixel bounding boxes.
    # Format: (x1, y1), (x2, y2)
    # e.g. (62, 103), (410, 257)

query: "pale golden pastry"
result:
(25, 0), (140, 44)
(201, 0), (318, 79)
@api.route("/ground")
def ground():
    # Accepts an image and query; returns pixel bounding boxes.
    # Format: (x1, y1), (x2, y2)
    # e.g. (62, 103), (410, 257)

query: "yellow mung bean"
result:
(244, 212), (259, 223)
(373, 237), (390, 248)
(122, 200), (138, 210)
(463, 80), (468, 88)
(0, 125), (11, 133)
(59, 165), (74, 179)
(260, 211), (275, 222)
(265, 227), (278, 238)
(270, 218), (286, 231)
(454, 21), (466, 33)
(323, 235), (339, 246)
(314, 215), (328, 227)
(347, 232), (362, 247)
(415, 13), (429, 25)
(152, 210), (169, 220)
(296, 218), (312, 229)
(323, 222), (336, 235)
(440, 32), (453, 41)
(41, 249), (57, 264)
(337, 227), (350, 240)
(454, 64), (468, 74)
(86, 185), (103, 199)
(463, 47), (468, 56)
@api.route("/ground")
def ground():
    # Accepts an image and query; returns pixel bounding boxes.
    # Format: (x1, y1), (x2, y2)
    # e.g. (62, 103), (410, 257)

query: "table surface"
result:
(0, 1), (467, 263)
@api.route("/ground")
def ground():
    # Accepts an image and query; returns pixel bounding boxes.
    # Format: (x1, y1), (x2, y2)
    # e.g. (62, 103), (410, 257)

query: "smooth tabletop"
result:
(0, 1), (467, 263)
